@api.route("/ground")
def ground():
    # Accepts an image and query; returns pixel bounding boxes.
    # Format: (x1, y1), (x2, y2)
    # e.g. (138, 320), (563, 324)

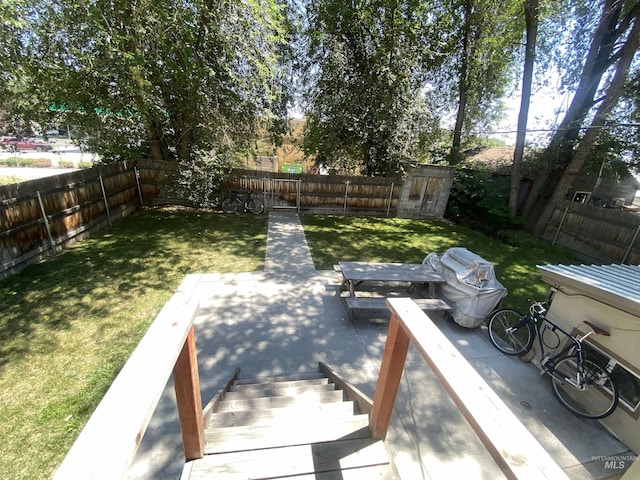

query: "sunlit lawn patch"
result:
(0, 207), (267, 479)
(0, 174), (23, 185)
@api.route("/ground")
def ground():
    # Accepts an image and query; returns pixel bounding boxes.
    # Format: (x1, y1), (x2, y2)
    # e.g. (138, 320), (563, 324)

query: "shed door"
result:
(420, 177), (445, 215)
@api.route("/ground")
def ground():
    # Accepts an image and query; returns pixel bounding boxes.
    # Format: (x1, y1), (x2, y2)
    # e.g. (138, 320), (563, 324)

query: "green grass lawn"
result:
(0, 207), (267, 479)
(301, 215), (575, 309)
(0, 209), (575, 479)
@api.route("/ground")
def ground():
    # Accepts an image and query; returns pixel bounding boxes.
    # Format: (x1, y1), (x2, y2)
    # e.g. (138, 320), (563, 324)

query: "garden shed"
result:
(537, 263), (640, 454)
(397, 164), (455, 219)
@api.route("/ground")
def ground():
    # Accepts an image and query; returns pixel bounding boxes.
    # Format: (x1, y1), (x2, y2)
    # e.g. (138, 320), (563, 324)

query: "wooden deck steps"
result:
(181, 366), (396, 480)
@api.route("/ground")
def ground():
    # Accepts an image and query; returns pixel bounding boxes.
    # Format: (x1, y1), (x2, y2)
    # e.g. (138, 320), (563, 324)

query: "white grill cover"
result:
(424, 247), (507, 328)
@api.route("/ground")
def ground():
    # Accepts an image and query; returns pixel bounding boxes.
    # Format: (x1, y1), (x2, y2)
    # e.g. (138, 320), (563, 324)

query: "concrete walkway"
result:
(128, 212), (633, 480)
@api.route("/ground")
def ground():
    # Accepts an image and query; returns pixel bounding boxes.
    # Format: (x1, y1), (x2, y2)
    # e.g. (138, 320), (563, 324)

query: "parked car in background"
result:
(1, 137), (53, 152)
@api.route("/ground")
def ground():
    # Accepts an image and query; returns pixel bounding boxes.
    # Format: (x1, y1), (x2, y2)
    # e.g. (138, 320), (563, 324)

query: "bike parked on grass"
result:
(487, 299), (619, 419)
(221, 190), (265, 215)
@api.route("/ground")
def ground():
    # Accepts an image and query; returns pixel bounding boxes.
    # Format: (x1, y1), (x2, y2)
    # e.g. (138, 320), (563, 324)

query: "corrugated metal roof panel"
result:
(537, 264), (640, 317)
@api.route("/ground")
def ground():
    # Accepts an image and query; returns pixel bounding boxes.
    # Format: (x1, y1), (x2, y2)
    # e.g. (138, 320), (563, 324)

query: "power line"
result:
(487, 123), (640, 135)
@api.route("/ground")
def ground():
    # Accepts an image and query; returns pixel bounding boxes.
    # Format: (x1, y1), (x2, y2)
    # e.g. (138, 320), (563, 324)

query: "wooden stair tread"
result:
(205, 418), (371, 454)
(186, 437), (392, 480)
(183, 366), (397, 479)
(224, 382), (336, 400)
(208, 400), (357, 428)
(185, 464), (394, 480)
(230, 377), (329, 391)
(278, 464), (395, 480)
(216, 389), (344, 412)
(234, 371), (326, 385)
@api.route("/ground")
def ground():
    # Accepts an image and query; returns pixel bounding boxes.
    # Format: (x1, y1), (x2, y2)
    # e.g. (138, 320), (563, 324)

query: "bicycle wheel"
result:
(551, 356), (618, 419)
(247, 197), (264, 215)
(487, 309), (534, 356)
(221, 197), (238, 214)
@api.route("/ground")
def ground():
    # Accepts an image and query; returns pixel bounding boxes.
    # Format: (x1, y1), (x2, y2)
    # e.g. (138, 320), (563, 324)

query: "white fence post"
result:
(343, 181), (351, 216)
(99, 175), (112, 227)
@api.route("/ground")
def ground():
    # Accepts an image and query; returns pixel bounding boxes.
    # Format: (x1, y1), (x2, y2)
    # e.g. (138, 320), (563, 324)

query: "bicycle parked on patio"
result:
(487, 299), (619, 419)
(221, 190), (265, 215)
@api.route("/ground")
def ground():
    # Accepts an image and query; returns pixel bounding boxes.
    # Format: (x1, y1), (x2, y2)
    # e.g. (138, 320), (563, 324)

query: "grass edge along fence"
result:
(0, 159), (171, 279)
(3, 158), (638, 278)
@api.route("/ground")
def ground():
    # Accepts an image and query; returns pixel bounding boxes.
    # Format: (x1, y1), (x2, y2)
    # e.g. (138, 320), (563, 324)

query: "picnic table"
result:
(338, 261), (452, 320)
(339, 261), (445, 297)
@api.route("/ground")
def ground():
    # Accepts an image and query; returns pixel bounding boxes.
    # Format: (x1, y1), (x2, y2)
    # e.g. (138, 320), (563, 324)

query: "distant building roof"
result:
(538, 264), (640, 318)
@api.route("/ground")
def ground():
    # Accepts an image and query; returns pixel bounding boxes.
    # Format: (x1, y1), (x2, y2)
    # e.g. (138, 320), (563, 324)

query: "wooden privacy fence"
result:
(2, 161), (448, 278)
(542, 200), (640, 265)
(3, 159), (639, 278)
(226, 169), (401, 216)
(0, 159), (174, 278)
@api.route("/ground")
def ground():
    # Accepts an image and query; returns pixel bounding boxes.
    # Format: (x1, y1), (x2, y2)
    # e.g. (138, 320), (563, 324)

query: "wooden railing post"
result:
(369, 312), (411, 440)
(377, 297), (569, 479)
(173, 324), (204, 461)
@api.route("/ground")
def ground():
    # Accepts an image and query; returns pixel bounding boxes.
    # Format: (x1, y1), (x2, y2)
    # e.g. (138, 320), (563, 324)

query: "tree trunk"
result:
(178, 128), (192, 162)
(532, 12), (639, 236)
(147, 120), (173, 162)
(510, 0), (539, 217)
(523, 0), (626, 229)
(450, 0), (472, 165)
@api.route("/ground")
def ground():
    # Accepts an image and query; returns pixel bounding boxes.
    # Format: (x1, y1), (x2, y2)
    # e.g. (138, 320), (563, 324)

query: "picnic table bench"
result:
(343, 296), (452, 321)
(338, 261), (452, 321)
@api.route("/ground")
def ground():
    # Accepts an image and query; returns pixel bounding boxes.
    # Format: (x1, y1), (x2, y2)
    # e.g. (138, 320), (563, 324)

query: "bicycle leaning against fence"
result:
(487, 299), (619, 419)
(221, 190), (265, 215)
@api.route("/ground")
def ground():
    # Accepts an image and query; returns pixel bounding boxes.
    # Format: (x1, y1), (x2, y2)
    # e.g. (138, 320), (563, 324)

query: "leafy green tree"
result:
(435, 0), (524, 164)
(525, 0), (640, 234)
(9, 0), (291, 165)
(0, 1), (55, 135)
(445, 166), (511, 233)
(301, 0), (444, 176)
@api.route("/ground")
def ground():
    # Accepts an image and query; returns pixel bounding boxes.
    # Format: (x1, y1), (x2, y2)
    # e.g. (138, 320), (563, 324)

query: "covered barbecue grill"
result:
(424, 247), (507, 328)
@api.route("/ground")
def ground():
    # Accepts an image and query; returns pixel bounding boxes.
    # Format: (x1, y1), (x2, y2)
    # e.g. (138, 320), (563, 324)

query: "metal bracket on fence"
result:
(387, 182), (395, 217)
(262, 177), (269, 210)
(343, 181), (351, 216)
(99, 175), (112, 227)
(553, 206), (569, 245)
(623, 224), (640, 264)
(36, 191), (57, 254)
(134, 165), (144, 207)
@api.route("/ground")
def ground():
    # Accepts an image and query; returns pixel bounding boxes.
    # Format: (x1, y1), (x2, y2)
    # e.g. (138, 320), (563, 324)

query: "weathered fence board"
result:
(543, 200), (640, 264)
(227, 169), (401, 215)
(0, 161), (141, 277)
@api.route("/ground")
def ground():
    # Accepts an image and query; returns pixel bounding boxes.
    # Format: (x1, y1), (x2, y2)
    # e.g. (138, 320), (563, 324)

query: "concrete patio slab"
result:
(127, 211), (634, 480)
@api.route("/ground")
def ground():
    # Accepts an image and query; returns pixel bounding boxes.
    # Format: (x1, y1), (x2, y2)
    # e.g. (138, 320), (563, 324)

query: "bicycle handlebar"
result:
(528, 299), (548, 316)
